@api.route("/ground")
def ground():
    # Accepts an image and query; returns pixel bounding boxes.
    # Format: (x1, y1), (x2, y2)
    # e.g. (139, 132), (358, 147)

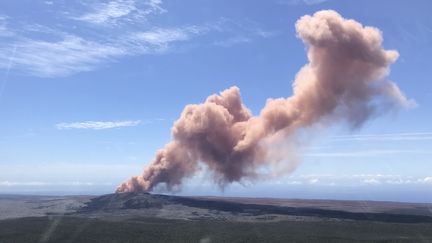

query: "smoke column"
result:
(116, 10), (413, 193)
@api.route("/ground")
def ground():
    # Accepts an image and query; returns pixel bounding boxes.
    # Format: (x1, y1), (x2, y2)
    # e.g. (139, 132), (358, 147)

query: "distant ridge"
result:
(78, 193), (432, 224)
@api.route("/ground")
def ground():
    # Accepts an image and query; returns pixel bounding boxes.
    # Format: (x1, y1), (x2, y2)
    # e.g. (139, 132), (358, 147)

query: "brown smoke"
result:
(116, 10), (413, 193)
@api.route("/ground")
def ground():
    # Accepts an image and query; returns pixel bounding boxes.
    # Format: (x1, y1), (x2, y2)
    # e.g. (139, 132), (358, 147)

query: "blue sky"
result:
(0, 0), (431, 202)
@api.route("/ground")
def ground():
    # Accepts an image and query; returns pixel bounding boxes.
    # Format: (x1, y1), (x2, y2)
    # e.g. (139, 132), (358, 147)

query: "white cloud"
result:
(76, 0), (137, 24)
(128, 26), (202, 50)
(0, 2), (274, 77)
(287, 180), (303, 185)
(56, 120), (141, 130)
(284, 174), (432, 186)
(422, 177), (432, 184)
(0, 181), (48, 186)
(73, 0), (165, 25)
(363, 178), (381, 185)
(308, 178), (319, 184)
(0, 25), (200, 77)
(0, 35), (124, 77)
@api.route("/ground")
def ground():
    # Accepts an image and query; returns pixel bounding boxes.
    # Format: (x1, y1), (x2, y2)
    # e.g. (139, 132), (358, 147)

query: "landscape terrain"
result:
(0, 193), (431, 242)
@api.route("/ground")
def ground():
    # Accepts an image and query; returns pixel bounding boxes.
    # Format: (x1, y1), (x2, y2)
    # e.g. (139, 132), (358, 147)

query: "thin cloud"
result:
(0, 2), (276, 77)
(212, 29), (276, 48)
(0, 162), (142, 184)
(74, 0), (138, 24)
(127, 26), (203, 50)
(1, 35), (124, 77)
(302, 0), (328, 4)
(56, 120), (141, 130)
(277, 0), (329, 6)
(213, 36), (251, 47)
(305, 149), (432, 158)
(284, 174), (432, 186)
(73, 0), (165, 25)
(0, 181), (112, 186)
(330, 132), (432, 142)
(0, 25), (201, 77)
(0, 15), (14, 37)
(363, 178), (381, 185)
(0, 181), (48, 186)
(210, 18), (277, 48)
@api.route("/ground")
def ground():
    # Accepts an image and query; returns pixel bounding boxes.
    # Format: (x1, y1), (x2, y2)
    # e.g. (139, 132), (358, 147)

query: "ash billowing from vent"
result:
(117, 10), (413, 193)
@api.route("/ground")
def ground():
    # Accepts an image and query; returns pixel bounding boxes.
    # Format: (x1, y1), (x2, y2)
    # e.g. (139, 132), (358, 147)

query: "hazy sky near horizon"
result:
(0, 0), (431, 202)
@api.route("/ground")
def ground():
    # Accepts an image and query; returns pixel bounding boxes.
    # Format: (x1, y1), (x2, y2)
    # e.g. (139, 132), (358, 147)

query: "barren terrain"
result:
(1, 193), (432, 242)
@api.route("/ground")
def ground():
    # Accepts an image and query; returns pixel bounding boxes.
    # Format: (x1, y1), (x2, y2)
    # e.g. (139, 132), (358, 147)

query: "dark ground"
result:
(0, 216), (432, 243)
(1, 193), (432, 243)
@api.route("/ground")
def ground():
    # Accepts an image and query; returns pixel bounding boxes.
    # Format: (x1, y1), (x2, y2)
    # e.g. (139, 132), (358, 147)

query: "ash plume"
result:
(116, 10), (413, 193)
